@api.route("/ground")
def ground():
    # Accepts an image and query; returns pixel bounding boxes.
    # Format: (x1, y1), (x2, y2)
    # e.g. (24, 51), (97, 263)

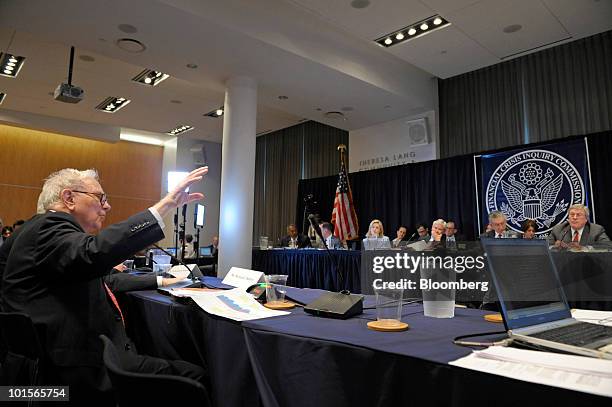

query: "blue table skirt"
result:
(124, 282), (610, 407)
(252, 248), (360, 292)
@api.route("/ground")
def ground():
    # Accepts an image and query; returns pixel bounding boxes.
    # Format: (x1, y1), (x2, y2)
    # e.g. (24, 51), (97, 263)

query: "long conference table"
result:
(122, 278), (610, 407)
(252, 248), (612, 309)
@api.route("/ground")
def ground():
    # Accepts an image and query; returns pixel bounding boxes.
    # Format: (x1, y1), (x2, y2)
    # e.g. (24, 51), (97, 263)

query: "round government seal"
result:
(485, 149), (585, 234)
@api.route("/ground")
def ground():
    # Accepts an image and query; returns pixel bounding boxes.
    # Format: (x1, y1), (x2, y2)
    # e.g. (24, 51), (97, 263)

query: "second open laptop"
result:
(482, 238), (612, 359)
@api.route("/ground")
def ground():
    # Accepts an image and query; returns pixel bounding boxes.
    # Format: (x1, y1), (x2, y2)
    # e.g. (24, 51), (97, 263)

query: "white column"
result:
(217, 76), (257, 277)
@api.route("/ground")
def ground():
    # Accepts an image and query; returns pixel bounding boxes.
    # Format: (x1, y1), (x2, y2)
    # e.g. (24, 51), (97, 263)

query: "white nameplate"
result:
(222, 267), (264, 289)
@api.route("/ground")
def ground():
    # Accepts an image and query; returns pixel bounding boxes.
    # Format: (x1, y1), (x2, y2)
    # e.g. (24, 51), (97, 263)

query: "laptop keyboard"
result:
(530, 322), (612, 347)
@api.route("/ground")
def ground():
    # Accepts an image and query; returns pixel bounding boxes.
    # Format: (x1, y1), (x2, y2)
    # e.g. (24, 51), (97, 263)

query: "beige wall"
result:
(0, 124), (162, 227)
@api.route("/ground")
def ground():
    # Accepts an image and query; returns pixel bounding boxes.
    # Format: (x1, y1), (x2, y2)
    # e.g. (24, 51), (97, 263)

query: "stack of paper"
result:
(171, 288), (290, 322)
(450, 346), (612, 397)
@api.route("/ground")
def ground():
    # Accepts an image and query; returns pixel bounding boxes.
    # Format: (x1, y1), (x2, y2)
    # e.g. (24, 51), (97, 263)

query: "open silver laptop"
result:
(482, 238), (612, 359)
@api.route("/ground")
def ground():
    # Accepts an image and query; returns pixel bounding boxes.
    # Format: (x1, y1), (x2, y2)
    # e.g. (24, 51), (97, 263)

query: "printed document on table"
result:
(572, 309), (612, 326)
(450, 346), (612, 397)
(171, 288), (290, 321)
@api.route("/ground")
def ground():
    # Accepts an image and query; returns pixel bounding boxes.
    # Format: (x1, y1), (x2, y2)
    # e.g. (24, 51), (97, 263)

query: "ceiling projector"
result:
(54, 83), (84, 103)
(54, 45), (84, 103)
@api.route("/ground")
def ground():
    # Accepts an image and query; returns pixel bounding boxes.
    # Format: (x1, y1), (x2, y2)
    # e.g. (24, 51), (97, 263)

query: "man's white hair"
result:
(37, 168), (99, 213)
(568, 204), (590, 220)
(488, 211), (507, 222)
(432, 219), (446, 228)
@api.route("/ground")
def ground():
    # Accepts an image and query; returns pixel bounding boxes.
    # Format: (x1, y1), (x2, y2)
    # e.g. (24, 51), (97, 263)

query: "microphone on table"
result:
(405, 232), (417, 242)
(303, 214), (363, 319)
(151, 244), (204, 284)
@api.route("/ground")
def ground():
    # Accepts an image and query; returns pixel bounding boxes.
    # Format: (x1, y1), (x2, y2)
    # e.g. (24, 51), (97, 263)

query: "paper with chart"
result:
(172, 288), (290, 321)
(450, 346), (612, 397)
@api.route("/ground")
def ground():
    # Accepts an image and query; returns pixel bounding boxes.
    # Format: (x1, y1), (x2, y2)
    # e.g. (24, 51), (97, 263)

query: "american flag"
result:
(331, 160), (358, 241)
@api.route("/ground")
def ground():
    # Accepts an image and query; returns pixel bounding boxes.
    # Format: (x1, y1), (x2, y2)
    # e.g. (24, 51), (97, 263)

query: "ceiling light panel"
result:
(132, 68), (170, 86)
(0, 53), (26, 78)
(95, 97), (131, 113)
(376, 15), (450, 48)
(166, 125), (194, 136)
(204, 106), (224, 118)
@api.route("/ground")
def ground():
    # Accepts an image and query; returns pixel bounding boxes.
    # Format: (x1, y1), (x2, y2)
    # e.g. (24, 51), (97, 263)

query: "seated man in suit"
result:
(319, 222), (342, 249)
(548, 204), (610, 248)
(481, 211), (517, 239)
(416, 223), (430, 242)
(0, 167), (209, 405)
(280, 224), (311, 248)
(392, 226), (407, 248)
(444, 220), (465, 241)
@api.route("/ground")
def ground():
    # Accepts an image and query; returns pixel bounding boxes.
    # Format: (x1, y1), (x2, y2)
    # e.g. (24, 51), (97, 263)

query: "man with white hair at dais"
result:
(548, 204), (610, 248)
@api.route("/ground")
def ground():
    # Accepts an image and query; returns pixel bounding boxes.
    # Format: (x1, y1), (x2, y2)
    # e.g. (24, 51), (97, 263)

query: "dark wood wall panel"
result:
(0, 124), (162, 227)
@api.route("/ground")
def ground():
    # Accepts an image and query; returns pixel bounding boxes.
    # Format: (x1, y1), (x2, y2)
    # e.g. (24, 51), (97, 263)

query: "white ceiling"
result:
(0, 0), (610, 143)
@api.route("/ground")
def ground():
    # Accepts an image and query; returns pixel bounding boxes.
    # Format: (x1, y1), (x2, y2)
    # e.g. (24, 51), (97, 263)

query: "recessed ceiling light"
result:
(503, 24), (522, 33)
(186, 63), (198, 69)
(375, 15), (450, 47)
(116, 38), (146, 53)
(118, 24), (138, 34)
(204, 106), (224, 117)
(0, 53), (26, 78)
(350, 0), (370, 9)
(79, 55), (95, 62)
(166, 125), (194, 135)
(95, 96), (131, 113)
(278, 95), (288, 100)
(323, 111), (346, 120)
(132, 68), (170, 86)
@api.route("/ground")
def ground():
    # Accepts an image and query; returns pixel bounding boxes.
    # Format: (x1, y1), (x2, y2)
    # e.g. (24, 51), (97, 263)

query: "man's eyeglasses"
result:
(72, 190), (108, 205)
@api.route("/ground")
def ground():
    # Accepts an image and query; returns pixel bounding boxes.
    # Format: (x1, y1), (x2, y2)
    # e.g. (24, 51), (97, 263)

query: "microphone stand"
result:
(173, 209), (179, 256)
(152, 243), (203, 285)
(180, 204), (187, 262)
(309, 216), (346, 292)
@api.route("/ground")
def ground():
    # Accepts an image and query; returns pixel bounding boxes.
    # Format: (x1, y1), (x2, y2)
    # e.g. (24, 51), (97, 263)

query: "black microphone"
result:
(303, 215), (363, 319)
(558, 220), (570, 243)
(151, 243), (203, 284)
(405, 232), (417, 242)
(308, 214), (326, 247)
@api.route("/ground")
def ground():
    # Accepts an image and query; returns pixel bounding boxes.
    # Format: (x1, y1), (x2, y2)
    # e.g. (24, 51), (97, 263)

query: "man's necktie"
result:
(104, 282), (125, 326)
(573, 230), (580, 243)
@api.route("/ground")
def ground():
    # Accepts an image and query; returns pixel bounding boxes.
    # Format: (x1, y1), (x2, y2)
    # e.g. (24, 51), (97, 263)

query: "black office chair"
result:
(0, 312), (46, 386)
(99, 335), (212, 406)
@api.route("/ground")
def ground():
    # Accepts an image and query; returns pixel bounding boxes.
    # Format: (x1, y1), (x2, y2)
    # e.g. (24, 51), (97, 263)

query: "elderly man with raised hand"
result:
(549, 204), (610, 249)
(1, 166), (209, 405)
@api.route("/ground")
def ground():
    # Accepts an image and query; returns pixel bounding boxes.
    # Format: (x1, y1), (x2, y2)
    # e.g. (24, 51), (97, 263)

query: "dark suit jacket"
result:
(547, 222), (611, 246)
(324, 235), (342, 249)
(0, 210), (164, 388)
(279, 234), (311, 248)
(480, 230), (518, 239)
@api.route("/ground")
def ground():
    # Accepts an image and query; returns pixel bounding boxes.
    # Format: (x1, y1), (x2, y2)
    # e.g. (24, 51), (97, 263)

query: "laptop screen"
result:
(200, 246), (212, 256)
(482, 239), (571, 330)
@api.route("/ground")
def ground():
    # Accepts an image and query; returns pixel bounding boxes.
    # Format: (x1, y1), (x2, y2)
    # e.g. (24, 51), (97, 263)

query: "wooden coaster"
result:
(367, 320), (410, 332)
(484, 313), (503, 323)
(264, 300), (295, 310)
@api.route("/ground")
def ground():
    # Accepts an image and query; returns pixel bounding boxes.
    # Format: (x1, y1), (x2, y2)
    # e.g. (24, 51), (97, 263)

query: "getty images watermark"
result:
(360, 250), (489, 296)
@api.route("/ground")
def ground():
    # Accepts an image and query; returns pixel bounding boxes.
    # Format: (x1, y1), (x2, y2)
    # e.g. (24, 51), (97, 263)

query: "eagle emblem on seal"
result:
(499, 163), (568, 229)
